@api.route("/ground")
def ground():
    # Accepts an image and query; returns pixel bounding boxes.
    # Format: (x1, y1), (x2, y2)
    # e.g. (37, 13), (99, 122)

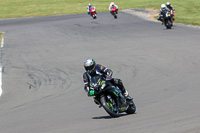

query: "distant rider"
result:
(109, 2), (118, 14)
(87, 3), (96, 15)
(158, 4), (170, 24)
(83, 58), (130, 98)
(166, 2), (174, 11)
(166, 2), (175, 21)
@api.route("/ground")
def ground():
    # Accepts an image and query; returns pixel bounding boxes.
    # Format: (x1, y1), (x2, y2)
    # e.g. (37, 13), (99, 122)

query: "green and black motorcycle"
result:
(89, 75), (136, 117)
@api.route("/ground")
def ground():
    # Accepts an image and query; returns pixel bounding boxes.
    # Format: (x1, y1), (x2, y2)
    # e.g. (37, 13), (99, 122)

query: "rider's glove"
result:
(88, 89), (95, 96)
(87, 88), (98, 96)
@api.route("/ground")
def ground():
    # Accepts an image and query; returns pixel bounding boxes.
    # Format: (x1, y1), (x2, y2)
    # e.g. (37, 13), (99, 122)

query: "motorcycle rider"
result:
(166, 2), (175, 21)
(158, 4), (170, 24)
(109, 2), (118, 14)
(166, 2), (174, 11)
(87, 3), (96, 15)
(83, 58), (130, 98)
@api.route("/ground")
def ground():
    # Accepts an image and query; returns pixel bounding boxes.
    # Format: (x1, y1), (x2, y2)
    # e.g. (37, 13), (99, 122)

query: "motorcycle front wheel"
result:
(165, 19), (172, 29)
(93, 14), (97, 19)
(100, 95), (119, 117)
(114, 13), (117, 19)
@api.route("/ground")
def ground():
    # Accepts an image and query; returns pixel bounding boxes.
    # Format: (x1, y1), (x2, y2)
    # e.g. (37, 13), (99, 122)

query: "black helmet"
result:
(84, 58), (96, 74)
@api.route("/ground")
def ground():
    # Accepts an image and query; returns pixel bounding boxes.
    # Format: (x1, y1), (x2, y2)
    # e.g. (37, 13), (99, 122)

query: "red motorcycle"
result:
(170, 9), (175, 22)
(110, 6), (117, 19)
(89, 7), (97, 19)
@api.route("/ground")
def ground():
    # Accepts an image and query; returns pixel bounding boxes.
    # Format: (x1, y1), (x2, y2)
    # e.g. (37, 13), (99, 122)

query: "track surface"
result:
(0, 12), (200, 133)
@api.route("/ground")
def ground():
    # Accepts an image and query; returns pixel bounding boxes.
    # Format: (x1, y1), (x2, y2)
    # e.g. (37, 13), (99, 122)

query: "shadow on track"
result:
(92, 114), (127, 119)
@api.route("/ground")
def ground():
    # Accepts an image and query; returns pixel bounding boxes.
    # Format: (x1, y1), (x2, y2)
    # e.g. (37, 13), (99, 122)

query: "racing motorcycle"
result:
(162, 10), (173, 29)
(110, 6), (117, 19)
(89, 7), (97, 19)
(170, 9), (175, 23)
(89, 75), (136, 117)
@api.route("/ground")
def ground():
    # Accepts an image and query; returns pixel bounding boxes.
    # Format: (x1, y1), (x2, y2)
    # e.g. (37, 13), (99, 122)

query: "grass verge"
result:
(0, 0), (199, 26)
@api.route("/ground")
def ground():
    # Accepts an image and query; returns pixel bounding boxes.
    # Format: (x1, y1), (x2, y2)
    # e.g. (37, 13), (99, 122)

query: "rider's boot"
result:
(121, 88), (134, 106)
(158, 17), (164, 25)
(119, 85), (132, 99)
(112, 78), (132, 99)
(122, 89), (132, 99)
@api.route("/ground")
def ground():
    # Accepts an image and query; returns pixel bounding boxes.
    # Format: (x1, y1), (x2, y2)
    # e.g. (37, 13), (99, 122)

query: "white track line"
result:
(0, 34), (4, 96)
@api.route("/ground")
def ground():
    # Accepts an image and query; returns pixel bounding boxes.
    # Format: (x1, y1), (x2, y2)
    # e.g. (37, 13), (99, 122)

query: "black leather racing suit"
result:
(158, 7), (170, 21)
(83, 64), (126, 96)
(166, 5), (174, 11)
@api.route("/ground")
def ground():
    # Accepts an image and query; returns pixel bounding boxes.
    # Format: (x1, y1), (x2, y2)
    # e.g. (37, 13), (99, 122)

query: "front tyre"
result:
(100, 95), (119, 117)
(114, 12), (117, 19)
(165, 19), (171, 29)
(93, 14), (97, 19)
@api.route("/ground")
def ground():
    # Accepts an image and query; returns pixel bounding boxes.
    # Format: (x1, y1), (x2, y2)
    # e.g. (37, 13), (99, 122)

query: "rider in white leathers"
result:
(108, 2), (118, 14)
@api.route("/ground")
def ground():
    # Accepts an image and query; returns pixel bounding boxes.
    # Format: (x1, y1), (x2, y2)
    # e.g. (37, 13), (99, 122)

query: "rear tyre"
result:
(100, 95), (119, 118)
(126, 100), (136, 114)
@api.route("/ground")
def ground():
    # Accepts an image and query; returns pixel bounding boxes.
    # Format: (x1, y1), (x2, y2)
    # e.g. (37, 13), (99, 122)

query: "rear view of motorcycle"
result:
(90, 75), (136, 118)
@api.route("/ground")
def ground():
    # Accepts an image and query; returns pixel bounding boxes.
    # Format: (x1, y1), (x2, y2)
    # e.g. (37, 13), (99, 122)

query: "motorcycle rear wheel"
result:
(126, 100), (136, 114)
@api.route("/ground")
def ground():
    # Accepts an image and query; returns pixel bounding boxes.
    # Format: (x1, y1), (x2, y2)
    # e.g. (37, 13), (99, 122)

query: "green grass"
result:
(0, 0), (200, 26)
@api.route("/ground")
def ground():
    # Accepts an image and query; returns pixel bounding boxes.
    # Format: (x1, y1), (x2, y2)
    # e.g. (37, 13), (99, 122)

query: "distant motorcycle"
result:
(170, 9), (175, 24)
(89, 75), (136, 117)
(170, 10), (175, 23)
(110, 6), (118, 19)
(89, 7), (97, 19)
(162, 10), (173, 29)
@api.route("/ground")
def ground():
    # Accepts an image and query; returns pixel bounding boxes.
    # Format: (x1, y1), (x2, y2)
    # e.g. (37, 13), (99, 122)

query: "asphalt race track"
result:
(0, 12), (200, 133)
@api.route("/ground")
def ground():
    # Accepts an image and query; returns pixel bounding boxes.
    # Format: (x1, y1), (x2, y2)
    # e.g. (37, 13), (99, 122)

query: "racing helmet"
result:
(88, 3), (91, 8)
(111, 2), (115, 6)
(161, 4), (166, 9)
(166, 2), (171, 6)
(84, 58), (96, 74)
